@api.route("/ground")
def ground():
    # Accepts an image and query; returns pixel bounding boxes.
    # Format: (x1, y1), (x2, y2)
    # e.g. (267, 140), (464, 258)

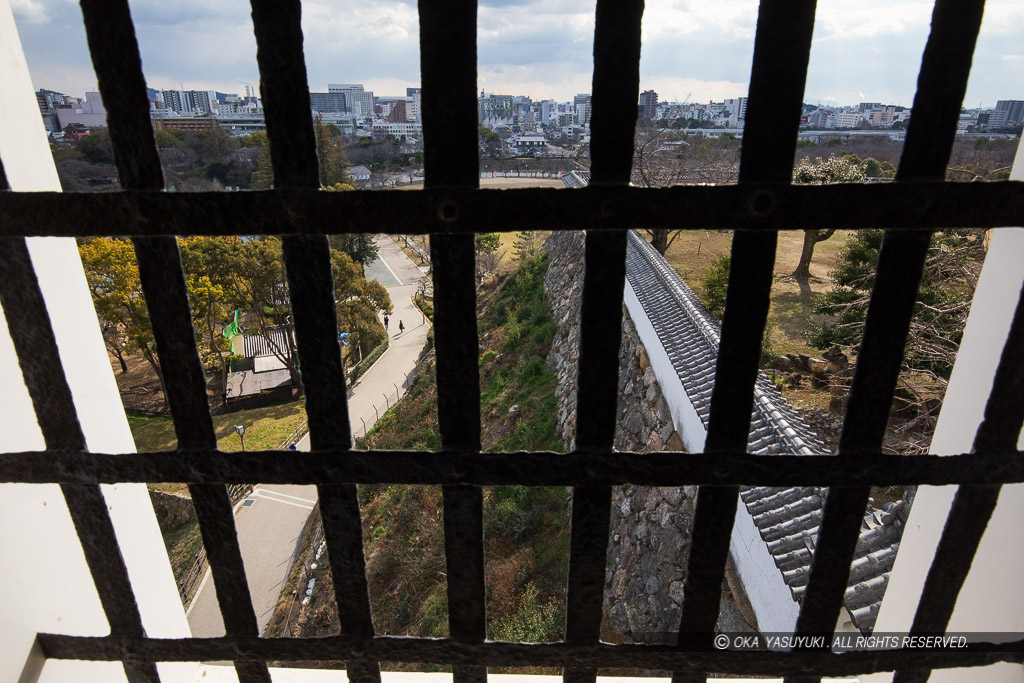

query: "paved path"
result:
(188, 236), (430, 638)
(186, 484), (317, 637)
(297, 235), (430, 445)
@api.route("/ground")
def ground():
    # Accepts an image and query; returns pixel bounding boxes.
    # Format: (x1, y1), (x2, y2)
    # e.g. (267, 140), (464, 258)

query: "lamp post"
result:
(235, 424), (246, 452)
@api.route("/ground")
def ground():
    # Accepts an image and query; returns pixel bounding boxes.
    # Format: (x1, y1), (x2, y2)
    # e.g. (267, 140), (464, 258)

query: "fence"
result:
(176, 484), (254, 608)
(278, 512), (326, 637)
(479, 170), (563, 178)
(350, 363), (424, 442)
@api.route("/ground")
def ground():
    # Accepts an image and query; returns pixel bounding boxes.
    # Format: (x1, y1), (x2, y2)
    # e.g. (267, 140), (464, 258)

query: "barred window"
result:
(1, 1), (1022, 683)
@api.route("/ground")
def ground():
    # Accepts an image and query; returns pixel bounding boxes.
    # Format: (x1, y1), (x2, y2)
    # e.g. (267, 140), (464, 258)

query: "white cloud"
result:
(8, 0), (1022, 106)
(11, 0), (50, 24)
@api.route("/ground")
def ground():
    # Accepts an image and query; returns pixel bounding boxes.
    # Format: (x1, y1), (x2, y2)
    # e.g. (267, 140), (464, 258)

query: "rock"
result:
(625, 410), (643, 435)
(666, 431), (685, 452)
(646, 431), (664, 452)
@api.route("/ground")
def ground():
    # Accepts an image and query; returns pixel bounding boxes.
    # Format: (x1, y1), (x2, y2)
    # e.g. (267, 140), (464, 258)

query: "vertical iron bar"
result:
(419, 3), (485, 683)
(78, 2), (268, 680)
(0, 234), (160, 683)
(564, 3), (644, 683)
(675, 8), (816, 683)
(789, 6), (986, 682)
(249, 3), (378, 681)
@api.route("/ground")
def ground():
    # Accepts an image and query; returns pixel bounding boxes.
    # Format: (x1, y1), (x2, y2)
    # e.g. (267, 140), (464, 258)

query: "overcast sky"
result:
(10, 0), (1023, 108)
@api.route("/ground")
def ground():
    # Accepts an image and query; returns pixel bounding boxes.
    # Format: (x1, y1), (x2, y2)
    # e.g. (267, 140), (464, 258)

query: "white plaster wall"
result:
(729, 495), (801, 635)
(861, 140), (1024, 683)
(623, 281), (706, 452)
(0, 3), (195, 681)
(624, 280), (801, 635)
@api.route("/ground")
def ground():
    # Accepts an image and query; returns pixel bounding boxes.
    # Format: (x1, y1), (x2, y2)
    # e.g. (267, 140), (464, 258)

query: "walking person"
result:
(383, 315), (389, 331)
(398, 320), (405, 335)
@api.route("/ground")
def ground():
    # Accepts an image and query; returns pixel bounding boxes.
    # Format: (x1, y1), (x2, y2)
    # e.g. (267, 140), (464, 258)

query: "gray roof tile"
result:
(616, 227), (914, 634)
(563, 176), (911, 634)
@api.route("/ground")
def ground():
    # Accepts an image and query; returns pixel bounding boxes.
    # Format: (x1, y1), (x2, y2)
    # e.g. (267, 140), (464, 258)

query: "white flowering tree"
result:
(791, 155), (866, 282)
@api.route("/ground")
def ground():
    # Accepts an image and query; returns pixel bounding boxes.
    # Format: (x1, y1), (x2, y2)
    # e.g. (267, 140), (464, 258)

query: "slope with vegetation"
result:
(266, 252), (570, 666)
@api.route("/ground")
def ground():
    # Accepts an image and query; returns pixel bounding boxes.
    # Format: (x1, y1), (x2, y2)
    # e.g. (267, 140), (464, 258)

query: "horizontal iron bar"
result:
(3, 450), (1022, 486)
(37, 633), (1024, 674)
(2, 183), (1023, 237)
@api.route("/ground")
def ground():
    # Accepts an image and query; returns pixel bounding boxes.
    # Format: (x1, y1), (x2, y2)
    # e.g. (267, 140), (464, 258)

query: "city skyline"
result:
(9, 0), (1023, 108)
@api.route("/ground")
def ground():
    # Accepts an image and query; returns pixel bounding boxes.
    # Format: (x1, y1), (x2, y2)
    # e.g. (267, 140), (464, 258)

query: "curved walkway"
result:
(187, 235), (430, 638)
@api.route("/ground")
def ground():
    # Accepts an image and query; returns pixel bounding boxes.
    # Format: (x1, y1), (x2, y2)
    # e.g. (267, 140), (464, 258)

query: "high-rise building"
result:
(161, 89), (183, 112)
(479, 92), (514, 129)
(639, 90), (658, 119)
(574, 93), (591, 125)
(309, 92), (349, 113)
(159, 89), (212, 114)
(329, 85), (374, 118)
(723, 96), (747, 122)
(387, 99), (410, 123)
(995, 100), (1024, 127)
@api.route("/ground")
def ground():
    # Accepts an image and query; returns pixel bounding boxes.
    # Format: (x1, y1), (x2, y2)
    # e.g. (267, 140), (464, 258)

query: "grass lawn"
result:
(127, 399), (307, 453)
(662, 229), (850, 359)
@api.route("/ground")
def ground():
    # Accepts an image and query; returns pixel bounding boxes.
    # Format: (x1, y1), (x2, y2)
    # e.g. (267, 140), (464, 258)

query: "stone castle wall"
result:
(542, 231), (697, 643)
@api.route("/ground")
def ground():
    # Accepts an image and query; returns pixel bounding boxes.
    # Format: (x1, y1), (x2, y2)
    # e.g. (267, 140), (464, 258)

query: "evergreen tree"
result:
(512, 231), (543, 262)
(314, 113), (352, 187)
(329, 233), (379, 269)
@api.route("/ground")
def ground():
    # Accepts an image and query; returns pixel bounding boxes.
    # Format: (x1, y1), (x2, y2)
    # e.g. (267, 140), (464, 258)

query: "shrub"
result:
(700, 254), (730, 319)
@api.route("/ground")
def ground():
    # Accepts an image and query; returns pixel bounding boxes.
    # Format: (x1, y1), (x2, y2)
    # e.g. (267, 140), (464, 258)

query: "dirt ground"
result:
(109, 351), (170, 415)
(109, 349), (225, 415)
(663, 229), (849, 357)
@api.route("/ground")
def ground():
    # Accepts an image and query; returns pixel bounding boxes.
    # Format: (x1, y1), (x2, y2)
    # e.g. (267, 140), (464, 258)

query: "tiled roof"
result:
(561, 170), (590, 188)
(619, 226), (910, 634)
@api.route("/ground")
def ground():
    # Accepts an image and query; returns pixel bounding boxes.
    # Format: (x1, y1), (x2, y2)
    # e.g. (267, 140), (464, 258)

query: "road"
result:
(297, 234), (430, 446)
(187, 235), (430, 637)
(185, 484), (317, 636)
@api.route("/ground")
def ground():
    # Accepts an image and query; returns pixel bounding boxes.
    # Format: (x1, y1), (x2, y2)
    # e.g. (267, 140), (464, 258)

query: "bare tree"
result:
(628, 119), (740, 255)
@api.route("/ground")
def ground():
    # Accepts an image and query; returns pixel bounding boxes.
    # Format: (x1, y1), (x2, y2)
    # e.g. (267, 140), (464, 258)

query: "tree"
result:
(807, 228), (986, 450)
(331, 249), (392, 360)
(791, 155), (866, 283)
(77, 129), (114, 164)
(699, 254), (730, 320)
(862, 157), (883, 178)
(328, 232), (378, 269)
(475, 232), (502, 277)
(479, 125), (502, 158)
(78, 238), (165, 399)
(178, 237), (239, 405)
(314, 112), (352, 187)
(154, 128), (183, 149)
(629, 119), (740, 255)
(228, 236), (303, 393)
(512, 231), (543, 262)
(237, 131), (268, 148)
(227, 236), (392, 389)
(251, 146), (274, 189)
